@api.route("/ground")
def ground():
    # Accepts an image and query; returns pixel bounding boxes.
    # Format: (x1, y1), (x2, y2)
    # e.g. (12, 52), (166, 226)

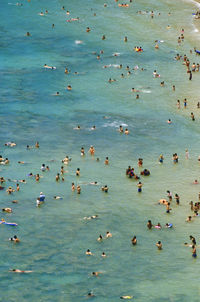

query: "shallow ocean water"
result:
(1, 0), (200, 301)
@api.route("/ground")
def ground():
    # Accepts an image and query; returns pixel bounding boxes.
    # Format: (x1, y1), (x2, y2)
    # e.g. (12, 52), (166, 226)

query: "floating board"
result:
(1, 222), (18, 226)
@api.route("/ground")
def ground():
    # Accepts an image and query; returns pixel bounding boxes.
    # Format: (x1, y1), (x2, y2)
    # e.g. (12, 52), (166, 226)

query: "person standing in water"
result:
(156, 241), (162, 250)
(137, 182), (143, 193)
(192, 245), (197, 258)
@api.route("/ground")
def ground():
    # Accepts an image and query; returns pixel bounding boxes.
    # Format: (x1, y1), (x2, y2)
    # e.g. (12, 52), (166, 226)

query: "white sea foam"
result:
(102, 121), (128, 128)
(182, 0), (200, 34)
(75, 40), (83, 44)
(141, 89), (152, 93)
(112, 52), (121, 56)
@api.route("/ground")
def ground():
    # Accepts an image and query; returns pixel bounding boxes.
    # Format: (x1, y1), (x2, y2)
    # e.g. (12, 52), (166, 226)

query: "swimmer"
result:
(6, 187), (15, 194)
(155, 223), (162, 229)
(12, 200), (18, 204)
(175, 193), (180, 205)
(106, 231), (112, 238)
(147, 220), (153, 229)
(131, 88), (140, 92)
(124, 128), (129, 135)
(67, 85), (72, 90)
(102, 185), (108, 192)
(190, 235), (196, 246)
(97, 234), (103, 241)
(83, 215), (98, 220)
(2, 208), (12, 213)
(138, 158), (143, 167)
(89, 146), (95, 156)
(101, 252), (106, 257)
(131, 236), (137, 245)
(165, 223), (173, 228)
(71, 183), (75, 191)
(159, 154), (164, 163)
(192, 245), (197, 258)
(54, 196), (63, 200)
(16, 184), (20, 191)
(153, 70), (160, 78)
(108, 78), (116, 83)
(166, 202), (171, 213)
(76, 168), (80, 176)
(86, 249), (93, 255)
(36, 197), (43, 207)
(10, 269), (32, 273)
(159, 199), (168, 205)
(77, 185), (81, 194)
(5, 142), (16, 147)
(120, 296), (133, 299)
(44, 64), (56, 70)
(91, 271), (101, 276)
(60, 166), (66, 175)
(62, 155), (71, 163)
(191, 112), (195, 121)
(193, 180), (199, 184)
(87, 292), (95, 297)
(41, 164), (46, 171)
(35, 174), (40, 182)
(176, 100), (180, 109)
(9, 235), (20, 243)
(156, 241), (162, 250)
(105, 157), (109, 165)
(86, 27), (91, 32)
(119, 125), (124, 133)
(167, 119), (172, 124)
(4, 158), (9, 164)
(137, 182), (143, 193)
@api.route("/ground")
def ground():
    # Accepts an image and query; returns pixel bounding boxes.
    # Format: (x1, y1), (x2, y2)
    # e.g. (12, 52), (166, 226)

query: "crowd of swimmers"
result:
(3, 0), (200, 298)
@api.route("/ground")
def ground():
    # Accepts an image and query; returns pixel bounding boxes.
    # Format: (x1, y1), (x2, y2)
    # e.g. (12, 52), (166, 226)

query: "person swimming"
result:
(97, 234), (103, 241)
(10, 269), (32, 273)
(131, 236), (137, 245)
(9, 235), (20, 243)
(83, 215), (98, 220)
(2, 208), (12, 213)
(156, 241), (162, 250)
(86, 249), (93, 255)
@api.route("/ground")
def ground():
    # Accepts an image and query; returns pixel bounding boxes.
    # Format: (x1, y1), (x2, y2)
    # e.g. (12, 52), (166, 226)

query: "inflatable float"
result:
(134, 47), (143, 52)
(166, 223), (173, 228)
(1, 222), (18, 226)
(0, 220), (17, 226)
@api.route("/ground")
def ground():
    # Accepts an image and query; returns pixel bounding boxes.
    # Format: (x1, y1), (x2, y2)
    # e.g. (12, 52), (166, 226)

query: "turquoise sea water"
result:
(1, 0), (200, 301)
